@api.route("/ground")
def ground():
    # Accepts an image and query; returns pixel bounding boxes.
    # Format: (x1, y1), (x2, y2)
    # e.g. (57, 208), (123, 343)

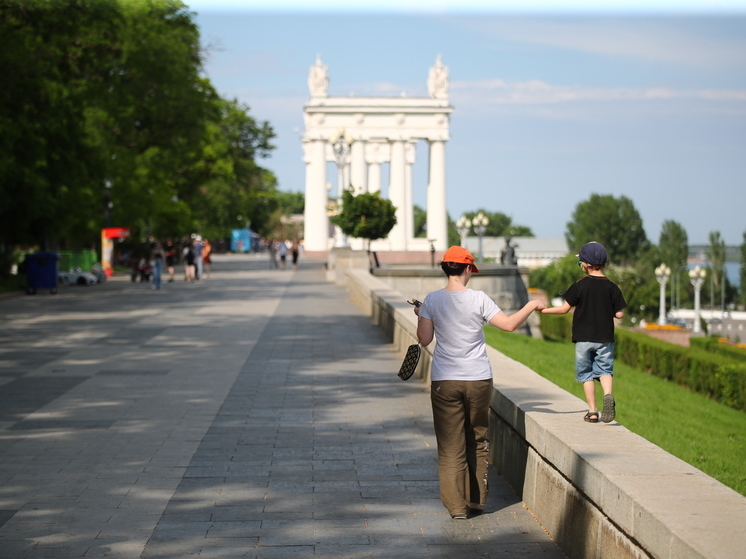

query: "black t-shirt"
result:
(564, 275), (626, 343)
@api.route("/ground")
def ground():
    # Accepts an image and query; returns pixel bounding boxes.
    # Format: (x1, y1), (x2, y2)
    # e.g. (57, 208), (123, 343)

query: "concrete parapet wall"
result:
(343, 268), (746, 559)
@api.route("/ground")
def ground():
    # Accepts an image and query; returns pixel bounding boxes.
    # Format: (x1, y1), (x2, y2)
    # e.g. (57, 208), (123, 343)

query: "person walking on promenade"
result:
(194, 236), (204, 280)
(182, 240), (195, 283)
(164, 239), (177, 283)
(268, 239), (279, 270)
(278, 239), (288, 270)
(541, 241), (626, 424)
(414, 246), (545, 519)
(150, 241), (164, 290)
(202, 238), (212, 278)
(291, 239), (300, 270)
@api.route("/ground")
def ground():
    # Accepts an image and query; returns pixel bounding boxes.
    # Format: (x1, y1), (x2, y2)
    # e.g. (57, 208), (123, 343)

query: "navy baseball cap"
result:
(577, 242), (608, 266)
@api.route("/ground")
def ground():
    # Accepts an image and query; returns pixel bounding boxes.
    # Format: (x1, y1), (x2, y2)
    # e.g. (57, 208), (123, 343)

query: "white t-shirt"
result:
(419, 288), (501, 382)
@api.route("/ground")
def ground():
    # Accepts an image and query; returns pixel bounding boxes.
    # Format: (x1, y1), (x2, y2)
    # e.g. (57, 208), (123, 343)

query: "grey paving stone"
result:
(97, 369), (170, 375)
(249, 545), (315, 557)
(0, 257), (564, 559)
(0, 376), (87, 421)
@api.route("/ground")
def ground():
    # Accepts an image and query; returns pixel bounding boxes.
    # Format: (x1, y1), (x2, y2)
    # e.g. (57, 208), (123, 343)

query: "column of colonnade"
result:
(302, 57), (451, 253)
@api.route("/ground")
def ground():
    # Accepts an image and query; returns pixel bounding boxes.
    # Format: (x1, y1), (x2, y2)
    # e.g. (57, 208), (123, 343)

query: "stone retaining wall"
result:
(344, 268), (746, 559)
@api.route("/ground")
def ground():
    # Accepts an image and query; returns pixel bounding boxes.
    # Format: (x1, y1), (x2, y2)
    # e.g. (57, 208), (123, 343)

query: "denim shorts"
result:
(575, 341), (615, 383)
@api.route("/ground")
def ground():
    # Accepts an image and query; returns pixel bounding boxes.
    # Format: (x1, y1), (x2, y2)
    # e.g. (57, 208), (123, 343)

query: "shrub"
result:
(690, 336), (746, 362)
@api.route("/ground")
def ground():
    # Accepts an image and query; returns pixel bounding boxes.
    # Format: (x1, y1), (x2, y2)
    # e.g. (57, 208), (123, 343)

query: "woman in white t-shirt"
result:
(415, 246), (544, 519)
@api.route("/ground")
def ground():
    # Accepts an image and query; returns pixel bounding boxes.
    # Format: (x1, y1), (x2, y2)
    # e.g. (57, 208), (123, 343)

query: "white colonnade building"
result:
(302, 57), (452, 253)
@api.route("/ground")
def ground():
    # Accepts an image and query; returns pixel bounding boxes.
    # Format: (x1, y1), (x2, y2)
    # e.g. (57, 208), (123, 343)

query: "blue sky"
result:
(187, 1), (746, 246)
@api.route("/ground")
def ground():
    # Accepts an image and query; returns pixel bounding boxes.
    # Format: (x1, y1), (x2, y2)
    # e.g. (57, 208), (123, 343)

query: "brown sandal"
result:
(584, 411), (599, 423)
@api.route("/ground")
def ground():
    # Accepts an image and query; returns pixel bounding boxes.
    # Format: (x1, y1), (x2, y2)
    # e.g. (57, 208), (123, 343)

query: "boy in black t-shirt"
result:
(542, 242), (626, 423)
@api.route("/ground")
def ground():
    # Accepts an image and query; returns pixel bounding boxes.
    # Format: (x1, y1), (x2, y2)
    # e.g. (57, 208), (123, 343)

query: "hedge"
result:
(539, 314), (746, 412)
(690, 336), (746, 362)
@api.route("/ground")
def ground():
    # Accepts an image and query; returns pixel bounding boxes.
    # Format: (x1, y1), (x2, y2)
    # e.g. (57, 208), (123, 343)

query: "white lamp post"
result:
(689, 266), (706, 334)
(330, 126), (353, 248)
(472, 212), (489, 264)
(455, 215), (471, 248)
(655, 264), (671, 326)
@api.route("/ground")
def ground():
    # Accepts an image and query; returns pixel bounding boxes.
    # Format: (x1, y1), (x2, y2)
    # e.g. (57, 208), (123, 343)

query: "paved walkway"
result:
(0, 254), (564, 558)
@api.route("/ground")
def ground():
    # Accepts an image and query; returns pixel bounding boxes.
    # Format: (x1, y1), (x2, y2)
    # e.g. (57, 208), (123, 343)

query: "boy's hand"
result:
(533, 300), (546, 312)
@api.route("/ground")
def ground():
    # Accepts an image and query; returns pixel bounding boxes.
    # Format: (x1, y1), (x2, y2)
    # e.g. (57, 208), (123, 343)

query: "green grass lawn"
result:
(485, 327), (746, 496)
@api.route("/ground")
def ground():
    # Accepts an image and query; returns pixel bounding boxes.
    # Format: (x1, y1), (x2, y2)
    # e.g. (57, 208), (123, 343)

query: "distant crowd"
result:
(265, 239), (301, 271)
(120, 236), (304, 288)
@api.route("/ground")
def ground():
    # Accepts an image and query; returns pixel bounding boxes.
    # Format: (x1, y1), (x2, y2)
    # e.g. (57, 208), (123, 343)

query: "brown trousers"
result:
(430, 379), (492, 516)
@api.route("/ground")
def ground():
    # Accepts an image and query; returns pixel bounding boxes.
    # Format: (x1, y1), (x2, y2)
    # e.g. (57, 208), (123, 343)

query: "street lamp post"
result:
(330, 127), (353, 248)
(472, 212), (489, 264)
(655, 264), (671, 326)
(455, 215), (471, 248)
(689, 266), (706, 334)
(103, 179), (113, 228)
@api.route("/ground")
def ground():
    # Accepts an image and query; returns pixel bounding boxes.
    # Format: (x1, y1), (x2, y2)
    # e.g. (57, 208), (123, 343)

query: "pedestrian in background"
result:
(202, 238), (212, 278)
(164, 239), (176, 283)
(194, 236), (204, 280)
(278, 239), (288, 270)
(268, 239), (278, 270)
(150, 241), (164, 290)
(182, 240), (195, 283)
(414, 246), (545, 519)
(291, 240), (300, 270)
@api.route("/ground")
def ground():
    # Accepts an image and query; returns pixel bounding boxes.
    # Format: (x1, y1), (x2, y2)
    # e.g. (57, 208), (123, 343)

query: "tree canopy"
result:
(0, 0), (279, 264)
(458, 210), (534, 238)
(658, 220), (688, 272)
(565, 194), (649, 265)
(741, 231), (746, 307)
(331, 188), (397, 249)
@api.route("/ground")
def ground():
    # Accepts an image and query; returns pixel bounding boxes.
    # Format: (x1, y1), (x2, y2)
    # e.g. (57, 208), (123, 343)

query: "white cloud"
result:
(450, 78), (746, 106)
(442, 17), (746, 67)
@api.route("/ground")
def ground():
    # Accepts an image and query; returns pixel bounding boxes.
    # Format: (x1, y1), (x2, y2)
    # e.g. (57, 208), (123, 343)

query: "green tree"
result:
(707, 231), (727, 305)
(741, 231), (746, 307)
(565, 194), (649, 265)
(0, 0), (122, 249)
(460, 210), (534, 238)
(331, 189), (397, 250)
(185, 98), (276, 240)
(275, 191), (305, 216)
(87, 0), (219, 242)
(529, 254), (583, 300)
(658, 220), (689, 310)
(0, 0), (278, 262)
(446, 215), (461, 247)
(607, 248), (664, 324)
(413, 205), (427, 238)
(659, 220), (688, 270)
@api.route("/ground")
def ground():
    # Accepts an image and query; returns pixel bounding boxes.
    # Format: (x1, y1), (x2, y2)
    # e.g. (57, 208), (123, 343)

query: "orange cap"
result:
(442, 246), (479, 273)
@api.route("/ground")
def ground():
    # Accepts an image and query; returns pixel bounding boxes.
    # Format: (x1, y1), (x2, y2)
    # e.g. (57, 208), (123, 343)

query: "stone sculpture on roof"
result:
(308, 55), (329, 98)
(427, 55), (449, 100)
